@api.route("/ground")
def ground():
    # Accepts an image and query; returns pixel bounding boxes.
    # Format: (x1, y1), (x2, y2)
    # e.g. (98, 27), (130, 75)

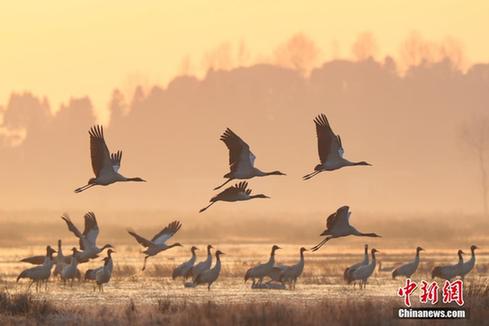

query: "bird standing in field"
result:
(311, 206), (381, 252)
(392, 247), (424, 279)
(344, 244), (369, 282)
(432, 250), (465, 281)
(191, 245), (213, 282)
(128, 220), (182, 271)
(95, 249), (115, 292)
(17, 246), (56, 292)
(459, 245), (478, 280)
(172, 246), (198, 282)
(303, 113), (371, 180)
(213, 128), (285, 190)
(245, 245), (281, 287)
(280, 247), (307, 289)
(194, 250), (224, 290)
(346, 248), (379, 289)
(74, 125), (146, 193)
(199, 181), (270, 213)
(61, 247), (80, 287)
(61, 212), (114, 262)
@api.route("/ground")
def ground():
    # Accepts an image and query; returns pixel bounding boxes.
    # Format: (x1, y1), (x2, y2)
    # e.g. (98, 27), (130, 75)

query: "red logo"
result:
(398, 279), (464, 307)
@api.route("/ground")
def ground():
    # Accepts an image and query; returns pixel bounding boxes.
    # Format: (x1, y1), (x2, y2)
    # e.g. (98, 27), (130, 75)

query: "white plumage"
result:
(459, 245), (478, 280)
(280, 247), (307, 289)
(194, 250), (224, 290)
(60, 247), (80, 286)
(392, 247), (424, 279)
(192, 245), (213, 281)
(173, 246), (198, 281)
(346, 248), (379, 288)
(17, 246), (56, 292)
(245, 245), (281, 287)
(344, 244), (369, 282)
(95, 249), (115, 292)
(128, 220), (182, 271)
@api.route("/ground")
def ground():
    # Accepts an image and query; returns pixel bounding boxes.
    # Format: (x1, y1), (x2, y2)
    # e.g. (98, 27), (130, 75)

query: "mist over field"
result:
(1, 54), (489, 214)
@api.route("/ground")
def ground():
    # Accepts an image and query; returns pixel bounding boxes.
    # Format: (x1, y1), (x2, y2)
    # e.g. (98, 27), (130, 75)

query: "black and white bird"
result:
(213, 128), (285, 190)
(459, 245), (478, 280)
(345, 248), (379, 288)
(311, 206), (381, 252)
(172, 246), (199, 282)
(96, 249), (115, 292)
(303, 113), (371, 180)
(199, 181), (270, 213)
(432, 250), (465, 280)
(280, 247), (307, 289)
(194, 250), (224, 290)
(61, 212), (114, 262)
(74, 125), (146, 193)
(245, 245), (281, 287)
(17, 246), (56, 292)
(60, 247), (80, 287)
(344, 244), (369, 282)
(128, 220), (182, 271)
(191, 245), (213, 282)
(392, 247), (424, 279)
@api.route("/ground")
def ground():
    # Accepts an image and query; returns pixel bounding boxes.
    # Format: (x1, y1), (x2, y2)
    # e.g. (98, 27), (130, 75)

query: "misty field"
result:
(0, 244), (488, 325)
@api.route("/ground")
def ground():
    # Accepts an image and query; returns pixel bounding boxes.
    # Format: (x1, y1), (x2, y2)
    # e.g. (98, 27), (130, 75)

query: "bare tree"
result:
(461, 115), (489, 217)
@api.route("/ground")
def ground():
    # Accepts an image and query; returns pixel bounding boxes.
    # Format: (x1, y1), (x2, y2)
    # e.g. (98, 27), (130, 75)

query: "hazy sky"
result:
(1, 1), (488, 122)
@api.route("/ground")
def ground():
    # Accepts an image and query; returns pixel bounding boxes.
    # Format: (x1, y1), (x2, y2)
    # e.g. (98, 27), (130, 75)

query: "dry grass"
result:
(0, 282), (488, 325)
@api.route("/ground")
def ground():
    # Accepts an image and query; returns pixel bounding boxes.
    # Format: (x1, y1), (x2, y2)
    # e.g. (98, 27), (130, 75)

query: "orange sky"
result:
(1, 1), (488, 122)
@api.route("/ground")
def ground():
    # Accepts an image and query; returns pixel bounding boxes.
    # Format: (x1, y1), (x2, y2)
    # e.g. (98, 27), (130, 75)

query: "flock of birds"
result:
(14, 114), (480, 292)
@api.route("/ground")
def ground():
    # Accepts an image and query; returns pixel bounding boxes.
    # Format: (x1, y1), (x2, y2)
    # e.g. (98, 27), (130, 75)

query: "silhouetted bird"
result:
(214, 128), (285, 190)
(303, 113), (371, 180)
(75, 125), (145, 193)
(200, 181), (270, 213)
(311, 206), (381, 251)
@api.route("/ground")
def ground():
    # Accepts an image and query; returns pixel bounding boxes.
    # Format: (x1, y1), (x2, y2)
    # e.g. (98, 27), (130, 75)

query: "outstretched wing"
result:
(20, 255), (45, 265)
(89, 125), (113, 177)
(83, 212), (99, 248)
(61, 214), (85, 250)
(151, 220), (182, 244)
(314, 114), (342, 163)
(127, 230), (152, 247)
(110, 150), (122, 173)
(329, 206), (350, 230)
(220, 128), (255, 173)
(213, 181), (249, 201)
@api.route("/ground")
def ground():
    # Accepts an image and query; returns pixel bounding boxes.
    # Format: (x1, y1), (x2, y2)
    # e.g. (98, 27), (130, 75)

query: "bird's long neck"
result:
(268, 249), (276, 264)
(206, 248), (212, 262)
(458, 253), (464, 264)
(71, 254), (78, 265)
(255, 169), (282, 177)
(214, 255), (222, 272)
(122, 177), (143, 182)
(358, 232), (379, 237)
(58, 242), (63, 256)
(191, 249), (197, 259)
(168, 243), (180, 249)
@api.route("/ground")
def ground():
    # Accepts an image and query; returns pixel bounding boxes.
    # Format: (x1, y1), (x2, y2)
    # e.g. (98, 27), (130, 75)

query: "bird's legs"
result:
(214, 178), (233, 190)
(74, 183), (95, 193)
(142, 256), (149, 271)
(199, 202), (216, 213)
(27, 280), (34, 291)
(311, 237), (332, 251)
(303, 170), (321, 181)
